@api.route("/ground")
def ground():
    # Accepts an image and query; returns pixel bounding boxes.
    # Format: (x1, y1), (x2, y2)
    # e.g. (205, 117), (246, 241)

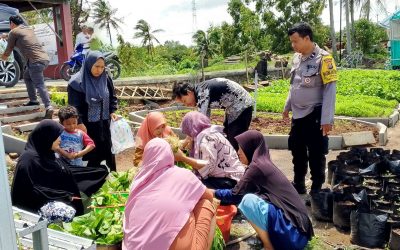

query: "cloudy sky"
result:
(91, 0), (400, 46)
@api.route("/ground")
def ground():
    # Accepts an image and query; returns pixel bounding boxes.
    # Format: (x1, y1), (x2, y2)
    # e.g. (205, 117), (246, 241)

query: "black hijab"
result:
(69, 50), (107, 105)
(233, 130), (313, 239)
(11, 120), (84, 214)
(25, 119), (63, 161)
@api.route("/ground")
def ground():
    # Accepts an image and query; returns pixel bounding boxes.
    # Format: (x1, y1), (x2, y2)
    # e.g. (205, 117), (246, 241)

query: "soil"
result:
(5, 97), (400, 249)
(115, 147), (136, 172)
(337, 201), (355, 206)
(162, 110), (379, 137)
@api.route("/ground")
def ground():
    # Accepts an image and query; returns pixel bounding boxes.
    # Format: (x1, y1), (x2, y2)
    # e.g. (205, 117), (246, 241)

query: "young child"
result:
(57, 106), (95, 166)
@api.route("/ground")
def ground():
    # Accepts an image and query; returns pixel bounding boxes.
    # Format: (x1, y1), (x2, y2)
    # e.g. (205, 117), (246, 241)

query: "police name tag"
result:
(321, 55), (338, 84)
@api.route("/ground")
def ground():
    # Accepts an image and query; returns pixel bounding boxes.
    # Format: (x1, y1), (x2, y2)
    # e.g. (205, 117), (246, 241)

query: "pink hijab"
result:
(136, 111), (173, 148)
(122, 138), (206, 250)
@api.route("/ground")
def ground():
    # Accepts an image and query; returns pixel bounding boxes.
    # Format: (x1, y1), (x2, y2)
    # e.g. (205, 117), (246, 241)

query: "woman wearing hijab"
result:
(133, 111), (174, 166)
(213, 130), (313, 250)
(68, 51), (118, 171)
(175, 111), (245, 189)
(123, 138), (216, 250)
(11, 120), (108, 215)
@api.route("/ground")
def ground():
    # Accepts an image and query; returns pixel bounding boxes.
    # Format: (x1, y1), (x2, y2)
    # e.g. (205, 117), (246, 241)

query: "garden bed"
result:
(163, 110), (379, 137)
(253, 70), (400, 122)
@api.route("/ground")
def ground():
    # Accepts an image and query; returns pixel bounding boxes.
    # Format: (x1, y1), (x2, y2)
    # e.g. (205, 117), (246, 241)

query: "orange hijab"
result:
(136, 112), (173, 148)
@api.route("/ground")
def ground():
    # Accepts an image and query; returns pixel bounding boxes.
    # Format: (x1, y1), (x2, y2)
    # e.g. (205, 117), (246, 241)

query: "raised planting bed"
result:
(129, 107), (388, 149)
(162, 109), (379, 136)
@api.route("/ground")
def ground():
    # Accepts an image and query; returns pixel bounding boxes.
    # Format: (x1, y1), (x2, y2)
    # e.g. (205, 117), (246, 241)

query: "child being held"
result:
(57, 106), (95, 166)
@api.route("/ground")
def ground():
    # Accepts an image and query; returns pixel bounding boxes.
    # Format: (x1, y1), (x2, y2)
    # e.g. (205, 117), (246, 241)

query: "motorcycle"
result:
(59, 43), (121, 81)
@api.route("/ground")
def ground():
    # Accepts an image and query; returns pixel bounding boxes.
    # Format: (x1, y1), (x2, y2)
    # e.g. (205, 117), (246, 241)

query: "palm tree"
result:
(355, 0), (386, 21)
(345, 0), (352, 54)
(328, 0), (338, 59)
(92, 0), (123, 46)
(134, 19), (164, 55)
(192, 30), (218, 67)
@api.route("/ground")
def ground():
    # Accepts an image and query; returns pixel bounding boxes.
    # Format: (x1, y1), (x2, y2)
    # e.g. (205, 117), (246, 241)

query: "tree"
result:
(92, 0), (123, 46)
(70, 0), (90, 39)
(228, 0), (262, 52)
(219, 22), (242, 57)
(161, 40), (190, 63)
(134, 19), (164, 55)
(21, 8), (53, 25)
(192, 30), (218, 67)
(241, 0), (325, 53)
(354, 18), (388, 53)
(328, 0), (338, 59)
(345, 0), (352, 54)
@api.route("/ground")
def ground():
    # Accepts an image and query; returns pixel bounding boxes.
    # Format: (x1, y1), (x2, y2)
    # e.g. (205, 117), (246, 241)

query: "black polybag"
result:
(311, 188), (333, 222)
(350, 189), (389, 248)
(350, 211), (388, 248)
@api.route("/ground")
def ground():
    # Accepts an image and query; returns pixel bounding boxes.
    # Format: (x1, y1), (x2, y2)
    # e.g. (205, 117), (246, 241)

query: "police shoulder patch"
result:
(320, 55), (338, 84)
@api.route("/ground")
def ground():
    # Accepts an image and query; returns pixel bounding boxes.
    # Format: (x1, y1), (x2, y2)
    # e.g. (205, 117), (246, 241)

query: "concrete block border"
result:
(377, 122), (388, 146)
(0, 111), (45, 124)
(129, 107), (388, 149)
(2, 111), (388, 154)
(129, 105), (192, 123)
(3, 133), (26, 154)
(339, 108), (400, 128)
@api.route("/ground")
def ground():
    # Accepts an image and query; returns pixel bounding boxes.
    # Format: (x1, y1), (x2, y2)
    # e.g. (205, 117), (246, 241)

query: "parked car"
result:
(0, 3), (27, 87)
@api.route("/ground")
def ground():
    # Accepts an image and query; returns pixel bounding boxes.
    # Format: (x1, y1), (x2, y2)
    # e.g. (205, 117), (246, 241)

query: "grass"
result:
(50, 91), (68, 107)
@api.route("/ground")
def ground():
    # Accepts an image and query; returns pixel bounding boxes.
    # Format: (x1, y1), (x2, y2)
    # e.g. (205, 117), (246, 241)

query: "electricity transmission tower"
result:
(192, 0), (197, 34)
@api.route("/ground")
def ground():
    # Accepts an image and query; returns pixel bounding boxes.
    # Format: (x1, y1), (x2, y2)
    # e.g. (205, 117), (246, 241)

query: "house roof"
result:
(1, 0), (66, 12)
(380, 9), (400, 28)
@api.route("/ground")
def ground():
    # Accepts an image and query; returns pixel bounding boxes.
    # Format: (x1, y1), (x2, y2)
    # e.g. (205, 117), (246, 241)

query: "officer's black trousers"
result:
(288, 106), (329, 191)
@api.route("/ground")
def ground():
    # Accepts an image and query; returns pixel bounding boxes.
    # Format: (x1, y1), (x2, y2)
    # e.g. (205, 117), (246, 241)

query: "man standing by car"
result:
(1, 15), (53, 119)
(283, 22), (337, 196)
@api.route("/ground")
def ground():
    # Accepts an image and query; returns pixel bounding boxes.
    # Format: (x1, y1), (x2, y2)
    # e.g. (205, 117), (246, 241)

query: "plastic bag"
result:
(39, 201), (76, 223)
(110, 118), (134, 154)
(0, 39), (14, 62)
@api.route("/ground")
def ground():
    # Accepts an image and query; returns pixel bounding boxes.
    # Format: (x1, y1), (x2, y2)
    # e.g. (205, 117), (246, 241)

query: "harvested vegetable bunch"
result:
(165, 135), (181, 153)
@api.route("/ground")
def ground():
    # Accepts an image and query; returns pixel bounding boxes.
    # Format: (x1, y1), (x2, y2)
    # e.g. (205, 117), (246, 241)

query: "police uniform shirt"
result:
(284, 44), (337, 125)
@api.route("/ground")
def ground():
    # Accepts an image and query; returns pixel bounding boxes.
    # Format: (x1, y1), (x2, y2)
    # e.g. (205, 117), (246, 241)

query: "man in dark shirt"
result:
(172, 78), (254, 150)
(1, 15), (53, 119)
(254, 52), (268, 81)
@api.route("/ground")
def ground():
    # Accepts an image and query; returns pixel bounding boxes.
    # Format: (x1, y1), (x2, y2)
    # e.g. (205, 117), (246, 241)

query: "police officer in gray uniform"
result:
(283, 22), (337, 195)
